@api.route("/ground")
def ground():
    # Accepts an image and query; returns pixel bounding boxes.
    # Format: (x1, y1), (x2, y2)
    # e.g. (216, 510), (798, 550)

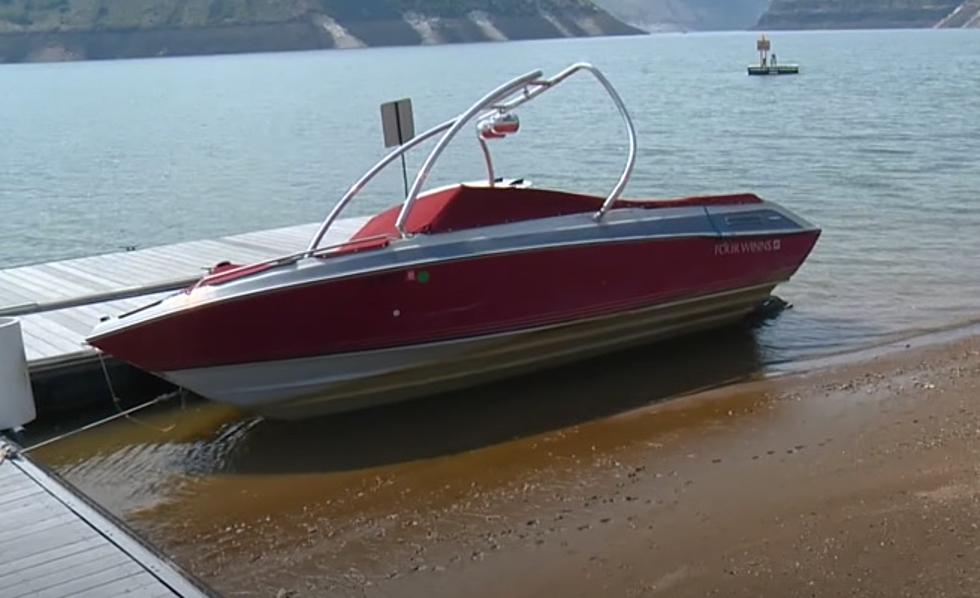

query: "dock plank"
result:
(0, 286), (38, 311)
(0, 537), (105, 580)
(0, 472), (37, 495)
(6, 267), (96, 299)
(20, 323), (83, 361)
(0, 218), (366, 314)
(0, 485), (44, 505)
(2, 491), (65, 521)
(20, 315), (85, 351)
(38, 262), (130, 292)
(75, 252), (185, 281)
(0, 541), (119, 593)
(30, 307), (99, 334)
(63, 254), (179, 287)
(0, 513), (80, 545)
(0, 520), (93, 561)
(0, 441), (210, 597)
(31, 560), (143, 598)
(0, 272), (64, 304)
(81, 571), (171, 598)
(0, 227), (267, 309)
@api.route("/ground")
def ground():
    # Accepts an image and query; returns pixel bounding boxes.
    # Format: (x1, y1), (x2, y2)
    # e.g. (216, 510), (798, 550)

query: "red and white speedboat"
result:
(88, 63), (820, 419)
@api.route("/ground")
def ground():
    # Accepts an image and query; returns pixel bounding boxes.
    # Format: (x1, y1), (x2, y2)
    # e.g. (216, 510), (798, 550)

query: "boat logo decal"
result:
(714, 239), (781, 256)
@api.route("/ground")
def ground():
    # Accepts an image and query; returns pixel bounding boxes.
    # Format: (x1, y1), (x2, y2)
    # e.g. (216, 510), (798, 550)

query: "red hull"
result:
(93, 232), (819, 372)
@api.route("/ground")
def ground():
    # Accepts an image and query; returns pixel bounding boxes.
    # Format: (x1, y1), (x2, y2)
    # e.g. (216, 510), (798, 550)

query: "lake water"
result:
(3, 29), (979, 366)
(10, 29), (980, 596)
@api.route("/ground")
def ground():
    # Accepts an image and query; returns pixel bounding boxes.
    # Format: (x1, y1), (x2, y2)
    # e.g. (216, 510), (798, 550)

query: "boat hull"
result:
(91, 230), (818, 372)
(162, 282), (776, 419)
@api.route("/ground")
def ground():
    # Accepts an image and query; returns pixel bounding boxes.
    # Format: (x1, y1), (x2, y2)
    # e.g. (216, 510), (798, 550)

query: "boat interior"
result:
(348, 185), (765, 242)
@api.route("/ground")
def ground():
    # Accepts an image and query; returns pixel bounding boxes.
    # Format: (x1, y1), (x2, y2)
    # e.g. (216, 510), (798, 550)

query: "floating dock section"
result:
(0, 439), (211, 597)
(747, 65), (800, 76)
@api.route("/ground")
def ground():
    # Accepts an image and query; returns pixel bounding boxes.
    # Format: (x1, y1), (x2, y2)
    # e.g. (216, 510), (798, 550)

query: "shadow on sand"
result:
(220, 322), (766, 474)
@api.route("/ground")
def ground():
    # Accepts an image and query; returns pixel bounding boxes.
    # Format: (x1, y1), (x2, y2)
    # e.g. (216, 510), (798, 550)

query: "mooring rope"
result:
(19, 355), (183, 454)
(98, 353), (179, 434)
(21, 393), (173, 454)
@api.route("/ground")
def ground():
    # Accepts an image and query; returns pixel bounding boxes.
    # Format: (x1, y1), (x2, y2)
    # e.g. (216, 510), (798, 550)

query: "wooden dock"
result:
(1, 218), (367, 374)
(0, 439), (211, 597)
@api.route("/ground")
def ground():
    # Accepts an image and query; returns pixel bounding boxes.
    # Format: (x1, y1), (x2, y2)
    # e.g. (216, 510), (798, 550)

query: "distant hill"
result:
(936, 0), (980, 26)
(595, 0), (771, 31)
(595, 0), (980, 31)
(756, 0), (979, 29)
(937, 0), (980, 28)
(0, 0), (643, 63)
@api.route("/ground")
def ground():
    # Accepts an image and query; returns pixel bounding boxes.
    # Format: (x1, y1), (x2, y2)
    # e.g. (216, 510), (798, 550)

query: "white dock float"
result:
(1, 218), (368, 373)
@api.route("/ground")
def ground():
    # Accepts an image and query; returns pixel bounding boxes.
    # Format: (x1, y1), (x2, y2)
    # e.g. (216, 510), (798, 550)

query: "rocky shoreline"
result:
(0, 11), (640, 64)
(756, 0), (975, 30)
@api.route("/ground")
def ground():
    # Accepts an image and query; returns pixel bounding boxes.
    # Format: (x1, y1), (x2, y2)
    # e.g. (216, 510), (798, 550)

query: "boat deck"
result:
(1, 218), (367, 373)
(0, 439), (210, 597)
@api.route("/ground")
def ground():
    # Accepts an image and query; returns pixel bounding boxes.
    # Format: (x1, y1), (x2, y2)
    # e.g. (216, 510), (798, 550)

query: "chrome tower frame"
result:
(307, 63), (638, 251)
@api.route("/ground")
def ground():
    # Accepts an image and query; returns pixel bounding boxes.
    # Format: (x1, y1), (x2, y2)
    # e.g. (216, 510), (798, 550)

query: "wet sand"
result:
(35, 329), (980, 597)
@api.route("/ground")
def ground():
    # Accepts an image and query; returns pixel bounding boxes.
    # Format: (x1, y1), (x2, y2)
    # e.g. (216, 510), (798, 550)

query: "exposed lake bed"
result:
(26, 321), (980, 596)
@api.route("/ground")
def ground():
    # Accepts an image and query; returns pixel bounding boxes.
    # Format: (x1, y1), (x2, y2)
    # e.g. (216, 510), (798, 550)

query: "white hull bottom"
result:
(162, 284), (777, 419)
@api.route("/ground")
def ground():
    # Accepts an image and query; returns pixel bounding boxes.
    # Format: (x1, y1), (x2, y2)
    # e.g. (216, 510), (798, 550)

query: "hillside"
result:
(0, 0), (642, 63)
(596, 0), (770, 31)
(937, 0), (980, 26)
(755, 0), (976, 29)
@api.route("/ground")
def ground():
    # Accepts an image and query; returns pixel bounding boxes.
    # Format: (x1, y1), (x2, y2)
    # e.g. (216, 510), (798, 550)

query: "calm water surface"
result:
(3, 30), (979, 363)
(8, 29), (980, 594)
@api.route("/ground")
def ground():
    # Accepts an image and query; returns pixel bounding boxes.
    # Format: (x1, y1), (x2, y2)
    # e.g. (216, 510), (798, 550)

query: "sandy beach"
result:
(76, 327), (977, 597)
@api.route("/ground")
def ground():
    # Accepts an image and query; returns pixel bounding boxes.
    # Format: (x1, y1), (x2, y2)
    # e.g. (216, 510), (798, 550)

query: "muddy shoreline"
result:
(32, 326), (980, 596)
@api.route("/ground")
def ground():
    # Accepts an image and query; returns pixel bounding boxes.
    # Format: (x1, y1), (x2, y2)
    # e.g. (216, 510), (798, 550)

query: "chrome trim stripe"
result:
(215, 219), (812, 303)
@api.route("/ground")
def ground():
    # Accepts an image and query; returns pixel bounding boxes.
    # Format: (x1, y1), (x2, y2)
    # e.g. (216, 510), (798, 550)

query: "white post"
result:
(0, 318), (37, 431)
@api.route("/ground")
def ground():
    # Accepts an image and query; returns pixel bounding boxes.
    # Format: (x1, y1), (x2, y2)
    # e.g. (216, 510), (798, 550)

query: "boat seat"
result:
(343, 185), (764, 246)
